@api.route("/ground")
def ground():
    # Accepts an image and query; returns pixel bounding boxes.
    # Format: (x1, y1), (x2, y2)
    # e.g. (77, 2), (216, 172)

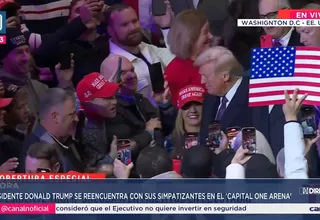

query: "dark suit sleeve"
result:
(306, 144), (320, 178)
(32, 17), (88, 67)
(82, 127), (109, 169)
(17, 135), (40, 172)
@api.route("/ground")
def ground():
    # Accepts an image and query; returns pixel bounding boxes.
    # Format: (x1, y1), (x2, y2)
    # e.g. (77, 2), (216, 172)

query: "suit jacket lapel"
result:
(269, 105), (284, 127)
(288, 29), (304, 46)
(203, 94), (219, 123)
(221, 78), (248, 128)
(186, 0), (196, 9)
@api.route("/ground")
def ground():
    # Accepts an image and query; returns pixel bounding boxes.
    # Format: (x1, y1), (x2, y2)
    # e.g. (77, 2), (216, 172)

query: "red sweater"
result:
(164, 57), (206, 107)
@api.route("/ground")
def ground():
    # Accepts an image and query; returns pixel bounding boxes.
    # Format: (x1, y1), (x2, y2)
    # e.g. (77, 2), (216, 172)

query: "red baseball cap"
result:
(0, 98), (12, 108)
(76, 72), (119, 103)
(177, 85), (205, 109)
(0, 0), (20, 10)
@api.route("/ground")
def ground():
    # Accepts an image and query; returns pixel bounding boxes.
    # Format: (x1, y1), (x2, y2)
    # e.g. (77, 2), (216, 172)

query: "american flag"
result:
(249, 46), (320, 107)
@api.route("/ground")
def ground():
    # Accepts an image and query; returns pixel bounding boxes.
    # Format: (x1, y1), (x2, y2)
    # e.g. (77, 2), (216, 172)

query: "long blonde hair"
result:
(171, 110), (186, 158)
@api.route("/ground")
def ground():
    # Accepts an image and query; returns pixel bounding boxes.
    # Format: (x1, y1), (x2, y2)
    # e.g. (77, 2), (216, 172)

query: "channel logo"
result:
(310, 207), (320, 212)
(300, 187), (320, 195)
(0, 11), (6, 34)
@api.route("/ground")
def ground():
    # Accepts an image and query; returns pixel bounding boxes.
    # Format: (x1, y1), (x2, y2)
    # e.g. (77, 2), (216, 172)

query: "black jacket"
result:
(104, 93), (176, 157)
(0, 127), (23, 168)
(200, 77), (253, 145)
(18, 125), (83, 173)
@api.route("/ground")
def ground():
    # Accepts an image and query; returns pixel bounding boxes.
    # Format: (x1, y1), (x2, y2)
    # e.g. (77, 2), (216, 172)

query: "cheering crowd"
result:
(0, 0), (320, 180)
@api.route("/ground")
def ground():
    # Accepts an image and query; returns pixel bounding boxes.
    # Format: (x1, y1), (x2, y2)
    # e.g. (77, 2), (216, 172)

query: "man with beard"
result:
(101, 3), (175, 106)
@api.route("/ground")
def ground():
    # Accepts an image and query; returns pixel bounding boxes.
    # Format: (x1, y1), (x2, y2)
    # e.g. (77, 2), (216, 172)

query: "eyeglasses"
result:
(260, 8), (288, 19)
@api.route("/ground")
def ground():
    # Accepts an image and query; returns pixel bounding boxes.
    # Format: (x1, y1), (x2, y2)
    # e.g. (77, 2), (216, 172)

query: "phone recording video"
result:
(184, 133), (198, 149)
(149, 62), (165, 94)
(152, 0), (167, 16)
(117, 149), (132, 165)
(242, 127), (257, 154)
(37, 168), (51, 173)
(117, 139), (131, 151)
(300, 106), (317, 138)
(226, 126), (241, 147)
(207, 121), (222, 148)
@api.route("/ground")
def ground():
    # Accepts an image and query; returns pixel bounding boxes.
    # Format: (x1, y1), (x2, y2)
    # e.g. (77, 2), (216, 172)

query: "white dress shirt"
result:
(100, 30), (175, 106)
(193, 0), (200, 8)
(216, 78), (242, 117)
(268, 28), (294, 113)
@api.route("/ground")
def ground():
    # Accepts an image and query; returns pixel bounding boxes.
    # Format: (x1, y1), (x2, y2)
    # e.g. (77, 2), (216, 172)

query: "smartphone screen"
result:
(152, 0), (167, 16)
(260, 35), (273, 48)
(226, 126), (241, 146)
(116, 57), (122, 83)
(37, 168), (51, 173)
(117, 149), (131, 165)
(301, 106), (317, 138)
(242, 127), (257, 154)
(149, 62), (165, 93)
(184, 133), (198, 149)
(117, 139), (131, 150)
(207, 121), (222, 148)
(58, 41), (71, 70)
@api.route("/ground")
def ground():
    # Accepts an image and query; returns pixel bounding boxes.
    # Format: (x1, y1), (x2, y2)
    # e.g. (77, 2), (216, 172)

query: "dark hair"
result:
(27, 142), (59, 166)
(136, 147), (172, 178)
(181, 146), (213, 178)
(104, 3), (130, 26)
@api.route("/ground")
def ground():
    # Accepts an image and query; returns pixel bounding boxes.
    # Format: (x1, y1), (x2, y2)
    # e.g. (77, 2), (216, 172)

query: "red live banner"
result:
(278, 9), (320, 19)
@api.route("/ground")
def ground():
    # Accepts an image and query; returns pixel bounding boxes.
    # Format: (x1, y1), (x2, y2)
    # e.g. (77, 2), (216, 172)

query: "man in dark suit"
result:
(252, 0), (305, 157)
(194, 47), (253, 145)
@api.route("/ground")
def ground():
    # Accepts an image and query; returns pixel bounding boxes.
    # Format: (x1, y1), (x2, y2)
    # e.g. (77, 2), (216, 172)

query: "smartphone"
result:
(207, 121), (222, 148)
(226, 126), (241, 146)
(37, 168), (51, 173)
(242, 127), (257, 154)
(184, 133), (198, 149)
(58, 41), (71, 70)
(149, 62), (165, 93)
(117, 149), (131, 165)
(300, 106), (317, 139)
(154, 128), (164, 148)
(260, 35), (273, 48)
(117, 139), (131, 150)
(116, 57), (122, 83)
(152, 0), (167, 16)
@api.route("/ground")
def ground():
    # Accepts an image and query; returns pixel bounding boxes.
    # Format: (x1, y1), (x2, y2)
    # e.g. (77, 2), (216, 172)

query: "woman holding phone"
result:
(165, 85), (205, 159)
(165, 10), (213, 107)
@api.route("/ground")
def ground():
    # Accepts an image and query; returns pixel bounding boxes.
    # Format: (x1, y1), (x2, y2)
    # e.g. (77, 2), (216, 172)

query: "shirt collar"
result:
(276, 28), (294, 47)
(224, 77), (242, 103)
(48, 133), (69, 149)
(109, 40), (148, 62)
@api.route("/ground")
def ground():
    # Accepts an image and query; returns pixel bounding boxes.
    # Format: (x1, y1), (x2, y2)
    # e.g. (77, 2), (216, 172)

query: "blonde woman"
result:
(165, 10), (213, 107)
(165, 85), (205, 159)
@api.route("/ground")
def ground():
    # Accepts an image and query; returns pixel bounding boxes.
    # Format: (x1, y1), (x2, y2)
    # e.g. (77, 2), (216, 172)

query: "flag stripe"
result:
(250, 94), (320, 103)
(249, 98), (320, 107)
(249, 46), (320, 106)
(249, 89), (320, 98)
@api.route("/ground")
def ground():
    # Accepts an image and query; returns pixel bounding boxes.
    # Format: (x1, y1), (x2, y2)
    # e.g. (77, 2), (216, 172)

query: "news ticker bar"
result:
(237, 19), (320, 27)
(0, 203), (319, 214)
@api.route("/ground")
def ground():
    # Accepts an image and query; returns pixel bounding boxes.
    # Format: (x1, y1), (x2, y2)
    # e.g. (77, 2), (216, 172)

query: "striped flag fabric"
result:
(249, 46), (320, 107)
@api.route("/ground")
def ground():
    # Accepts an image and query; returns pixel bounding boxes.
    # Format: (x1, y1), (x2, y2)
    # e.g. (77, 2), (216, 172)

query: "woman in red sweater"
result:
(165, 10), (213, 107)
